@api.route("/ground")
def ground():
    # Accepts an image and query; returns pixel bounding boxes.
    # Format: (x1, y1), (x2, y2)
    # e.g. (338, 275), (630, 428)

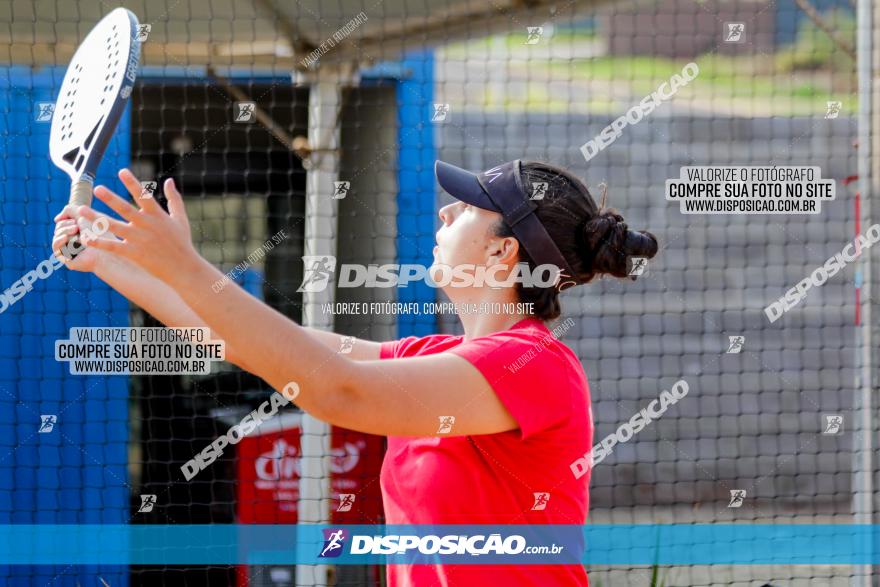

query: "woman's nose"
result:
(438, 204), (453, 225)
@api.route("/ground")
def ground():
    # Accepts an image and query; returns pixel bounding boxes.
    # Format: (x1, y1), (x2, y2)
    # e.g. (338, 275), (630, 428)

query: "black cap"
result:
(435, 159), (577, 290)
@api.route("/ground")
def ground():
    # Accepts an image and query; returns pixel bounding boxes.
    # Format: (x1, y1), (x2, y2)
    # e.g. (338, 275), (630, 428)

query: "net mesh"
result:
(0, 0), (868, 585)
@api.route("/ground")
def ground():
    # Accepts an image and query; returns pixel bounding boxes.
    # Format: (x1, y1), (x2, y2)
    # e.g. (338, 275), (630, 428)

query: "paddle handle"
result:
(62, 179), (94, 259)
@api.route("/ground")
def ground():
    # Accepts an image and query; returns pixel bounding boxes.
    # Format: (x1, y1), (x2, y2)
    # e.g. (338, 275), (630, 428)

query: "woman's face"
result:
(433, 201), (518, 285)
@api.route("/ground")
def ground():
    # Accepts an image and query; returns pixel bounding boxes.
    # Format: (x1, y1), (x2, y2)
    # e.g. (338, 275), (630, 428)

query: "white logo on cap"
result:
(484, 166), (503, 183)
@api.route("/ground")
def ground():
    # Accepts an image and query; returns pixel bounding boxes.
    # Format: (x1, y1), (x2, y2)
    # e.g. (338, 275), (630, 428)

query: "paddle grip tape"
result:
(64, 179), (95, 259)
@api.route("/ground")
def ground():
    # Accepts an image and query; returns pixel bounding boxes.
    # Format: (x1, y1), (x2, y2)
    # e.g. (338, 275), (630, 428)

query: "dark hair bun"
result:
(580, 209), (658, 280)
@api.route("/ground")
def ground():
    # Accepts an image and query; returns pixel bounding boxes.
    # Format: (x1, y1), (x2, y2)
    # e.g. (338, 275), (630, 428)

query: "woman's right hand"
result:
(52, 204), (104, 272)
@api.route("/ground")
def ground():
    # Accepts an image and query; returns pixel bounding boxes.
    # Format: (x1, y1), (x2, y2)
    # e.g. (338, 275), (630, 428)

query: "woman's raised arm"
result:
(73, 170), (515, 437)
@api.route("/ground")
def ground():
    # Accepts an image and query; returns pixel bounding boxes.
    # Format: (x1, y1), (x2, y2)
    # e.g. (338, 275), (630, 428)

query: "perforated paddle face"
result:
(50, 7), (140, 181)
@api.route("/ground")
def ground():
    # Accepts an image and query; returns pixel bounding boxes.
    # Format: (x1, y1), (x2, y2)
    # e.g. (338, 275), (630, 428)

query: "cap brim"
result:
(435, 160), (498, 212)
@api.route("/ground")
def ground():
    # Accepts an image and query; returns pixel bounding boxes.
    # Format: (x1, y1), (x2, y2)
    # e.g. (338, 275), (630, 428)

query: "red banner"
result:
(237, 424), (385, 524)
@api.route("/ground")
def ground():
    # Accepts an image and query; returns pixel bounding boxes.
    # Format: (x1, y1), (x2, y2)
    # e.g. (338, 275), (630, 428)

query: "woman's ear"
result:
(486, 235), (520, 266)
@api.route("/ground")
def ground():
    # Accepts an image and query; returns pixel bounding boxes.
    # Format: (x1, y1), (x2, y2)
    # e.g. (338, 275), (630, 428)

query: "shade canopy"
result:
(1, 0), (605, 69)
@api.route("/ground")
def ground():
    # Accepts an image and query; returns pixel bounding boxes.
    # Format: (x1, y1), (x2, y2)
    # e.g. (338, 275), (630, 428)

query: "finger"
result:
(72, 216), (121, 242)
(83, 235), (126, 256)
(54, 220), (78, 237)
(117, 168), (142, 199)
(76, 207), (133, 240)
(164, 178), (188, 222)
(54, 204), (80, 223)
(52, 246), (70, 264)
(53, 232), (76, 252)
(93, 185), (141, 222)
(119, 168), (163, 215)
(77, 206), (128, 238)
(118, 168), (154, 207)
(52, 230), (73, 251)
(52, 229), (79, 263)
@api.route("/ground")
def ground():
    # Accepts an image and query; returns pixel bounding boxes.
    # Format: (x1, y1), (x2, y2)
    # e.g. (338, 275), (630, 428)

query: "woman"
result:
(53, 159), (657, 586)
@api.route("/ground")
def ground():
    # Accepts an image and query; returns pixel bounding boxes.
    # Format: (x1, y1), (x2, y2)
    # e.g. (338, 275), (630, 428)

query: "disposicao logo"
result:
(319, 528), (347, 558)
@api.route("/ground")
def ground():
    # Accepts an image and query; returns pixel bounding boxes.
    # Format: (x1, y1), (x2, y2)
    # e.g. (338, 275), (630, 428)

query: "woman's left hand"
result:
(75, 168), (199, 285)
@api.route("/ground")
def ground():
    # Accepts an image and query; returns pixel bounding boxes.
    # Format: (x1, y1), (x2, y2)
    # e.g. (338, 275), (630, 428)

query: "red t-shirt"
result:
(379, 317), (592, 586)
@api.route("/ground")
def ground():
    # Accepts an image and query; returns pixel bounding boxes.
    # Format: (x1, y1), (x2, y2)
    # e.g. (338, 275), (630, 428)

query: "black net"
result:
(0, 0), (869, 586)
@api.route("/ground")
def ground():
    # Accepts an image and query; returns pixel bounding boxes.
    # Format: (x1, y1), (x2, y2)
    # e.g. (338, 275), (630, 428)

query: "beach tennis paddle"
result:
(49, 7), (141, 256)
